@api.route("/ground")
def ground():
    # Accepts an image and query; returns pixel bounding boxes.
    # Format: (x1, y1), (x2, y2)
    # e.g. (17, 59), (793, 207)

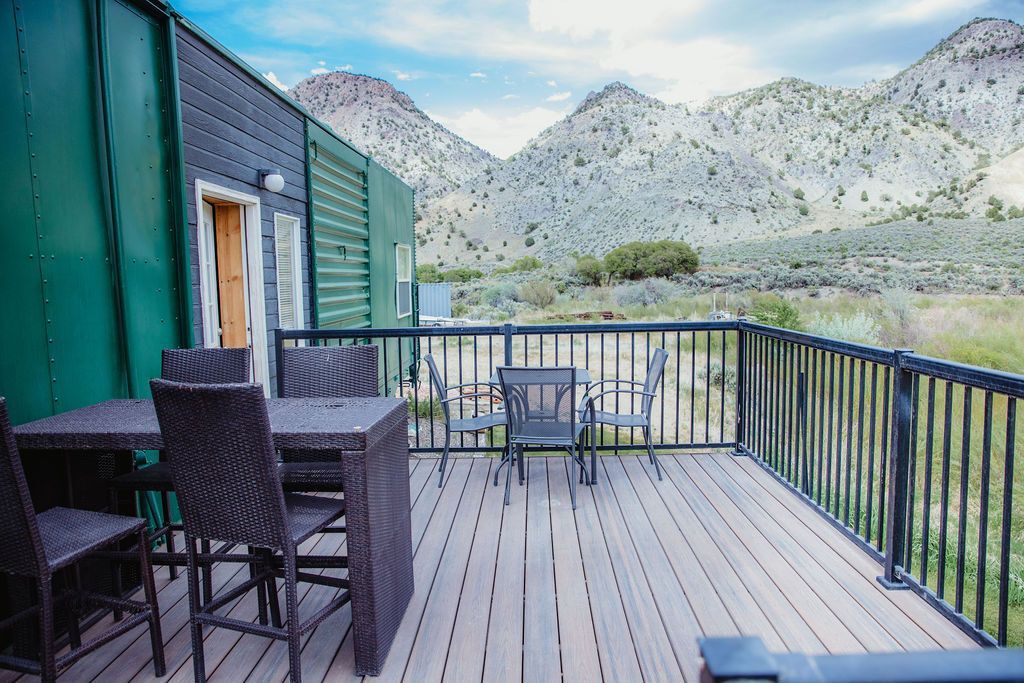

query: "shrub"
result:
(860, 190), (869, 202)
(793, 188), (805, 200)
(495, 255), (543, 274)
(798, 204), (809, 216)
(518, 280), (557, 308)
(707, 165), (718, 176)
(806, 311), (881, 345)
(441, 267), (484, 283)
(574, 254), (606, 286)
(612, 278), (674, 307)
(697, 363), (737, 391)
(416, 263), (442, 283)
(750, 297), (801, 330)
(481, 283), (519, 308)
(525, 236), (536, 247)
(604, 240), (699, 281)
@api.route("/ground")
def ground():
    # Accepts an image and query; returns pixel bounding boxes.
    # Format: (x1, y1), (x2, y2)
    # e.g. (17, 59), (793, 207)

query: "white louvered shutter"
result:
(275, 214), (301, 330)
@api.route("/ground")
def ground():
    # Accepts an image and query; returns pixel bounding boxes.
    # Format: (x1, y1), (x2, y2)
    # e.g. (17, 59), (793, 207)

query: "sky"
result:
(176, 0), (1024, 158)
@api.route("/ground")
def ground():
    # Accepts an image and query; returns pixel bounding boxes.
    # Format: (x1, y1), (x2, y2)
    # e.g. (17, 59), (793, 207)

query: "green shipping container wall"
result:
(0, 0), (187, 425)
(368, 159), (418, 389)
(307, 120), (373, 330)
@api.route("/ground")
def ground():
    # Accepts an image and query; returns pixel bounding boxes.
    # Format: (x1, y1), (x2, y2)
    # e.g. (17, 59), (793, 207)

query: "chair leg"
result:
(252, 546), (269, 626)
(261, 548), (282, 629)
(437, 430), (451, 488)
(503, 446), (514, 505)
(568, 446), (578, 510)
(185, 536), (207, 682)
(138, 528), (166, 677)
(283, 546), (303, 683)
(642, 425), (662, 481)
(516, 444), (525, 485)
(493, 443), (509, 486)
(108, 489), (124, 622)
(38, 576), (57, 683)
(66, 566), (83, 651)
(201, 539), (213, 604)
(160, 491), (178, 580)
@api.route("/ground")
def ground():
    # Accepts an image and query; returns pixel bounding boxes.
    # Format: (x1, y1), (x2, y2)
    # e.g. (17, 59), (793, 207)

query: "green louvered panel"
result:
(307, 121), (371, 329)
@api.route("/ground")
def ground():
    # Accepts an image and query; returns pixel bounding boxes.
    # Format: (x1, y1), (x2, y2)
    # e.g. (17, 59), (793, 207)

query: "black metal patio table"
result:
(13, 397), (414, 676)
(487, 367), (592, 386)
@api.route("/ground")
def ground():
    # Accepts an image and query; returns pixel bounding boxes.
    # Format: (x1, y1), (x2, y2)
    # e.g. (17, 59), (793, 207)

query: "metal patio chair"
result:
(151, 379), (348, 683)
(496, 366), (593, 509)
(424, 353), (507, 487)
(0, 398), (165, 682)
(579, 347), (668, 481)
(278, 344), (379, 494)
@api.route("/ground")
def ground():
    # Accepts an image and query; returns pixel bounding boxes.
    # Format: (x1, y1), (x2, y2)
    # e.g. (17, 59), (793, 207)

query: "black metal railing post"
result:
(273, 327), (284, 398)
(502, 323), (515, 366)
(733, 326), (746, 455)
(880, 348), (913, 589)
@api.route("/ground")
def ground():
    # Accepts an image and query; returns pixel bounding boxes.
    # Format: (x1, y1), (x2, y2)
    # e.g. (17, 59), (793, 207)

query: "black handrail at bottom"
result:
(699, 636), (1024, 683)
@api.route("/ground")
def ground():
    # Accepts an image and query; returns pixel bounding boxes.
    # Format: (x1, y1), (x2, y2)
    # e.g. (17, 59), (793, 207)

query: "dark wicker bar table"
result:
(14, 397), (415, 676)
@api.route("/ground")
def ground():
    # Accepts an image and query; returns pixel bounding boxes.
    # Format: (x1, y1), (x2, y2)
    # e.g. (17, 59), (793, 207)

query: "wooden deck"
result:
(8, 453), (976, 682)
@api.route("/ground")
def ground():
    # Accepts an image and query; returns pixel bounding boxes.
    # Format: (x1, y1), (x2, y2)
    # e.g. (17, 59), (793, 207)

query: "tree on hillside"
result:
(604, 240), (699, 281)
(574, 254), (606, 286)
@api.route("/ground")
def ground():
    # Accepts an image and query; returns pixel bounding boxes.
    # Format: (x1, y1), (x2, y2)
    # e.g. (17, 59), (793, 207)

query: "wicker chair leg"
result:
(138, 528), (166, 677)
(38, 576), (57, 683)
(200, 539), (213, 604)
(642, 425), (662, 481)
(252, 546), (269, 626)
(266, 567), (282, 629)
(437, 431), (451, 488)
(283, 545), (303, 683)
(185, 536), (207, 682)
(160, 491), (177, 580)
(108, 490), (125, 622)
(66, 567), (83, 650)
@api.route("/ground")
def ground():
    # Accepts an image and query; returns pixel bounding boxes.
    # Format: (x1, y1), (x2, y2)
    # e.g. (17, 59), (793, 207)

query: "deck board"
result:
(8, 454), (978, 682)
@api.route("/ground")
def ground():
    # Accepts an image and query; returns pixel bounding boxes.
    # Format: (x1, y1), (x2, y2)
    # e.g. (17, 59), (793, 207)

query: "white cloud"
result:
(430, 106), (567, 158)
(546, 79), (558, 87)
(528, 0), (705, 39)
(393, 69), (413, 81)
(878, 0), (984, 25)
(262, 71), (289, 91)
(310, 66), (329, 75)
(546, 91), (572, 102)
(501, 93), (520, 100)
(336, 64), (353, 71)
(470, 71), (487, 78)
(317, 60), (326, 66)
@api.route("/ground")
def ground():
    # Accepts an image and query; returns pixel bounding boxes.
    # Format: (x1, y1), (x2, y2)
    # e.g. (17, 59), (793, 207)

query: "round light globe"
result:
(262, 172), (285, 193)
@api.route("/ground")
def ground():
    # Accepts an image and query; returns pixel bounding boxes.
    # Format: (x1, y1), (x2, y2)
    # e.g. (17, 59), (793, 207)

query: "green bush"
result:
(525, 236), (536, 247)
(604, 240), (699, 281)
(441, 267), (484, 283)
(416, 263), (441, 283)
(574, 254), (605, 286)
(861, 190), (869, 202)
(494, 255), (543, 275)
(518, 280), (557, 308)
(793, 188), (805, 200)
(750, 297), (801, 330)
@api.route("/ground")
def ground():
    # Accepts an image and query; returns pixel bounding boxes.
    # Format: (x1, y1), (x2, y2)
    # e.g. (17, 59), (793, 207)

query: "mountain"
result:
(868, 18), (1024, 157)
(289, 72), (497, 204)
(417, 83), (803, 264)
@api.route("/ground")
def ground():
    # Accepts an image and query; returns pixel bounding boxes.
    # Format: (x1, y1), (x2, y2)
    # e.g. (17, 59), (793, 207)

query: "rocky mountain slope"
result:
(868, 18), (1024, 157)
(289, 72), (497, 203)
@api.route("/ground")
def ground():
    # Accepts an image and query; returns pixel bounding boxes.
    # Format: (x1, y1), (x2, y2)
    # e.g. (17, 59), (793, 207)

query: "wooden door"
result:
(213, 203), (248, 348)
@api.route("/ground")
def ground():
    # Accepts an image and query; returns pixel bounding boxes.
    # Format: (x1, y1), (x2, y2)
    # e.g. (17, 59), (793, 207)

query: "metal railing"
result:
(275, 319), (1023, 647)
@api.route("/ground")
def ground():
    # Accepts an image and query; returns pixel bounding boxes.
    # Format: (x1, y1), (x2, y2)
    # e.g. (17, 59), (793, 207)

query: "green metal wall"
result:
(368, 159), (417, 388)
(307, 120), (372, 330)
(0, 0), (186, 425)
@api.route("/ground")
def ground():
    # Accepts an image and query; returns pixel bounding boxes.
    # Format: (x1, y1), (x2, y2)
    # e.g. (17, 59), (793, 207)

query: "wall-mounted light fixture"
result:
(259, 168), (285, 193)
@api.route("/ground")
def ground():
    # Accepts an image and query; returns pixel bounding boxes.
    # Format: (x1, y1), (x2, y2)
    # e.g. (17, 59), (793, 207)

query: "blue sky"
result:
(176, 0), (1024, 157)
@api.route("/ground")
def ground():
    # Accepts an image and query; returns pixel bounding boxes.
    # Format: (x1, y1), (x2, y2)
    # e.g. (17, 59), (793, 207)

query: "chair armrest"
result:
(440, 391), (504, 404)
(585, 388), (657, 404)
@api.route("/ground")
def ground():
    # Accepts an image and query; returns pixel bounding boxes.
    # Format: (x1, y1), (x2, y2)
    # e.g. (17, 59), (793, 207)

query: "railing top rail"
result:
(903, 353), (1024, 399)
(278, 319), (739, 340)
(740, 321), (895, 365)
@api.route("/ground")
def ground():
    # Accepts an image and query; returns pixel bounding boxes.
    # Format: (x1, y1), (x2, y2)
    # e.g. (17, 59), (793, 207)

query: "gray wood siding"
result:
(175, 24), (310, 390)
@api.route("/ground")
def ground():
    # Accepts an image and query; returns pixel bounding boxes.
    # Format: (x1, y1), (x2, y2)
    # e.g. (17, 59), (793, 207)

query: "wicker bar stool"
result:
(0, 398), (165, 682)
(278, 345), (378, 494)
(151, 380), (348, 683)
(109, 347), (251, 587)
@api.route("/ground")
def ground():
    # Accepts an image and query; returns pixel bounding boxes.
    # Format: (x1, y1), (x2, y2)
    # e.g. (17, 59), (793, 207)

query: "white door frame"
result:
(194, 179), (270, 394)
